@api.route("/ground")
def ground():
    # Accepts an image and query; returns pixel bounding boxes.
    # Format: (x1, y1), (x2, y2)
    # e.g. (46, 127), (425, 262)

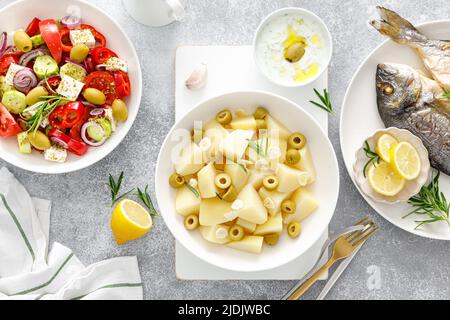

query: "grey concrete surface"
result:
(0, 0), (449, 300)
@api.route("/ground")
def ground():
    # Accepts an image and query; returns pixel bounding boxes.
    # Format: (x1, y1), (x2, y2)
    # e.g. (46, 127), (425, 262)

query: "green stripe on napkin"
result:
(70, 283), (143, 300)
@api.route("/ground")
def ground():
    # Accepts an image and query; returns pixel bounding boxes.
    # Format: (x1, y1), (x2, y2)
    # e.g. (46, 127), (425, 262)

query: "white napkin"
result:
(0, 167), (143, 300)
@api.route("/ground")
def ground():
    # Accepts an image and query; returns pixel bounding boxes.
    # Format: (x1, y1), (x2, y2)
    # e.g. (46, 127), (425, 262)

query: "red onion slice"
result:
(89, 108), (105, 117)
(13, 68), (38, 93)
(81, 122), (106, 147)
(95, 64), (108, 71)
(61, 15), (81, 29)
(84, 57), (95, 73)
(19, 48), (50, 66)
(51, 137), (69, 149)
(0, 32), (7, 57)
(63, 56), (87, 71)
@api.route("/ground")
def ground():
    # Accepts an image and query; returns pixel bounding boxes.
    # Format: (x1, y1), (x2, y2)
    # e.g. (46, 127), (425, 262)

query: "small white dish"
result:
(353, 127), (431, 203)
(252, 7), (332, 87)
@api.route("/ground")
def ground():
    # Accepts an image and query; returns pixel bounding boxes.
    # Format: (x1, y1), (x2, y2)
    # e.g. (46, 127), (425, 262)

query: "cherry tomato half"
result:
(114, 71), (131, 98)
(91, 47), (117, 65)
(25, 17), (41, 37)
(48, 128), (88, 156)
(69, 104), (92, 141)
(0, 104), (22, 137)
(48, 101), (85, 130)
(0, 54), (19, 75)
(44, 76), (61, 93)
(84, 71), (117, 105)
(39, 19), (62, 63)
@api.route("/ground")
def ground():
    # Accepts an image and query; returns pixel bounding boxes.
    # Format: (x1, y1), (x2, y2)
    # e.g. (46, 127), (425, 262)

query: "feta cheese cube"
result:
(105, 57), (128, 73)
(5, 63), (26, 85)
(104, 108), (116, 132)
(56, 75), (84, 100)
(44, 146), (67, 163)
(69, 29), (96, 48)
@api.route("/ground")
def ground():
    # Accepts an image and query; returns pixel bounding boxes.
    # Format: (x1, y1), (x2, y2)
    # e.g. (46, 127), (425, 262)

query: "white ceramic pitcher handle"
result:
(166, 0), (185, 21)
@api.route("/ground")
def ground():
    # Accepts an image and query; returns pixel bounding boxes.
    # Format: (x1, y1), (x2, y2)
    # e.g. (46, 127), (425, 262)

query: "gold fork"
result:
(286, 217), (379, 300)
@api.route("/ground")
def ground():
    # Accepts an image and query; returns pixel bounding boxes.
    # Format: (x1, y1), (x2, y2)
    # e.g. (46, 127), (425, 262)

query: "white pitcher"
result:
(122, 0), (186, 27)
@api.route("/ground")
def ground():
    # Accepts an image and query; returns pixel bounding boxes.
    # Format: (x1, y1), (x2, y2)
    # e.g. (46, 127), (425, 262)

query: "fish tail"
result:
(370, 6), (427, 45)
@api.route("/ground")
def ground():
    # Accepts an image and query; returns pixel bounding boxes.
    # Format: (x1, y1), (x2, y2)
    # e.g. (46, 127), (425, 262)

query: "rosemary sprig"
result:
(310, 88), (333, 114)
(247, 137), (268, 157)
(237, 163), (248, 173)
(362, 140), (380, 178)
(443, 89), (450, 100)
(108, 172), (135, 207)
(403, 171), (450, 229)
(186, 183), (200, 198)
(136, 185), (159, 217)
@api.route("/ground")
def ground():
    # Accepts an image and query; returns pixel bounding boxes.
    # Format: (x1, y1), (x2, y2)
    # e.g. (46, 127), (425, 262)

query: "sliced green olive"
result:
(287, 221), (302, 238)
(288, 133), (306, 150)
(216, 110), (232, 125)
(262, 175), (279, 191)
(285, 149), (301, 165)
(221, 185), (237, 202)
(264, 234), (279, 246)
(281, 199), (296, 215)
(169, 173), (185, 188)
(214, 173), (231, 189)
(13, 30), (32, 52)
(253, 106), (269, 120)
(284, 42), (305, 63)
(27, 131), (51, 151)
(229, 225), (244, 241)
(184, 214), (199, 230)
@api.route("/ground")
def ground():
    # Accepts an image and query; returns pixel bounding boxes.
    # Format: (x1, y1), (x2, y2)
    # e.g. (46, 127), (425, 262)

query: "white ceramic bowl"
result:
(253, 7), (332, 88)
(0, 0), (142, 174)
(155, 91), (339, 272)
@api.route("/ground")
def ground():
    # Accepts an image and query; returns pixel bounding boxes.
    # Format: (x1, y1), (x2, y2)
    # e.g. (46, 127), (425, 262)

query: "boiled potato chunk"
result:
(247, 169), (269, 189)
(236, 184), (268, 224)
(230, 116), (257, 130)
(266, 115), (291, 140)
(292, 145), (316, 184)
(277, 163), (310, 193)
(197, 162), (217, 198)
(175, 186), (201, 216)
(258, 188), (292, 216)
(283, 188), (319, 224)
(219, 129), (254, 161)
(226, 235), (264, 254)
(203, 119), (229, 158)
(224, 162), (249, 193)
(236, 218), (257, 233)
(254, 213), (283, 235)
(199, 225), (231, 244)
(199, 197), (232, 226)
(175, 142), (204, 176)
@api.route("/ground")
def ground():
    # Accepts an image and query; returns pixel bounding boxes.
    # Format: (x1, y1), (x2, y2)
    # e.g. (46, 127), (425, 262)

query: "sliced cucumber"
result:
(0, 76), (14, 98)
(87, 124), (105, 142)
(30, 34), (45, 48)
(60, 62), (87, 82)
(2, 90), (27, 114)
(33, 55), (59, 79)
(96, 118), (112, 138)
(17, 132), (32, 154)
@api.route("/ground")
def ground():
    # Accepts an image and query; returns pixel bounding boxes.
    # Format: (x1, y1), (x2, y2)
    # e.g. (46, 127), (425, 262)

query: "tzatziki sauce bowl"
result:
(253, 8), (332, 87)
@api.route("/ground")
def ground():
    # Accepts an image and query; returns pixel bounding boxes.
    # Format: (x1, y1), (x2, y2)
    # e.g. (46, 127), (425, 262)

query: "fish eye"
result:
(383, 84), (394, 95)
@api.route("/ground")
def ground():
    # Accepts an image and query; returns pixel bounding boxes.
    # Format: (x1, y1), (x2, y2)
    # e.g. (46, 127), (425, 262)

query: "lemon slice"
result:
(111, 199), (153, 245)
(368, 160), (405, 196)
(376, 134), (398, 163)
(390, 142), (421, 180)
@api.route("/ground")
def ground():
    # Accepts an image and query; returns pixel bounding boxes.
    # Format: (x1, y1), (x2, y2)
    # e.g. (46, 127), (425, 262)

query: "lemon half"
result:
(111, 199), (152, 245)
(376, 134), (398, 163)
(390, 141), (421, 180)
(368, 160), (405, 196)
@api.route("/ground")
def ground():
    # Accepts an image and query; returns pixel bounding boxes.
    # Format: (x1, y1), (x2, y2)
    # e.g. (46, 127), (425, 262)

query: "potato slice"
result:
(199, 225), (231, 244)
(283, 188), (319, 224)
(236, 184), (268, 225)
(175, 142), (204, 176)
(197, 162), (217, 198)
(254, 213), (283, 235)
(175, 185), (201, 216)
(203, 119), (229, 159)
(276, 163), (310, 193)
(230, 116), (257, 130)
(224, 162), (249, 193)
(266, 115), (291, 140)
(226, 235), (264, 254)
(247, 168), (269, 190)
(236, 218), (257, 233)
(292, 145), (316, 184)
(199, 197), (232, 226)
(219, 129), (254, 161)
(258, 188), (293, 216)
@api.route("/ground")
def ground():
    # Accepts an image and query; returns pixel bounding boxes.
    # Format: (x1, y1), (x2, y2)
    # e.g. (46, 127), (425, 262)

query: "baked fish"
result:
(376, 63), (450, 175)
(371, 6), (450, 91)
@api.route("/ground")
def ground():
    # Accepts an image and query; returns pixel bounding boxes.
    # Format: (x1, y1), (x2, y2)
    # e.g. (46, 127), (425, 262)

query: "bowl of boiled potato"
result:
(155, 91), (339, 272)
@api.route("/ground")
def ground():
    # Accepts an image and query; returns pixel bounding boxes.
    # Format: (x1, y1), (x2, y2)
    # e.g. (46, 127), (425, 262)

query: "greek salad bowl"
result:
(155, 91), (339, 272)
(0, 0), (142, 174)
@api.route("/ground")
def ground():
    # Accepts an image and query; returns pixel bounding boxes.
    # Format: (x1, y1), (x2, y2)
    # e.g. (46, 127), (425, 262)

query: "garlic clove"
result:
(185, 63), (208, 90)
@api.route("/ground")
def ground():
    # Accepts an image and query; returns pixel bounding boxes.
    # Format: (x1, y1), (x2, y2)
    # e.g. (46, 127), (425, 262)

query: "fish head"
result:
(376, 63), (421, 116)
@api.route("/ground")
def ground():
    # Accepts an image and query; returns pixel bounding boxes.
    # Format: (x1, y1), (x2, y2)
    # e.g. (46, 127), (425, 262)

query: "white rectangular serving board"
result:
(175, 45), (329, 280)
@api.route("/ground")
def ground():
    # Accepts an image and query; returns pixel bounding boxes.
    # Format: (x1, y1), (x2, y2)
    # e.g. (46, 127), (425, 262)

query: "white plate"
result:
(156, 90), (339, 272)
(0, 0), (142, 174)
(340, 20), (450, 240)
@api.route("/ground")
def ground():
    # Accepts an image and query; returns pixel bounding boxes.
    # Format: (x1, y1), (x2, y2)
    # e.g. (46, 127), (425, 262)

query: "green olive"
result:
(229, 225), (244, 241)
(221, 185), (237, 202)
(281, 199), (296, 215)
(287, 221), (302, 238)
(70, 44), (90, 63)
(253, 106), (269, 120)
(112, 99), (128, 122)
(256, 119), (266, 129)
(83, 88), (106, 105)
(287, 133), (307, 150)
(216, 110), (232, 125)
(169, 173), (185, 188)
(26, 86), (48, 106)
(13, 30), (32, 53)
(262, 175), (279, 191)
(284, 42), (305, 63)
(264, 234), (279, 246)
(191, 128), (203, 143)
(285, 149), (301, 165)
(27, 131), (51, 151)
(184, 214), (199, 230)
(214, 173), (231, 189)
